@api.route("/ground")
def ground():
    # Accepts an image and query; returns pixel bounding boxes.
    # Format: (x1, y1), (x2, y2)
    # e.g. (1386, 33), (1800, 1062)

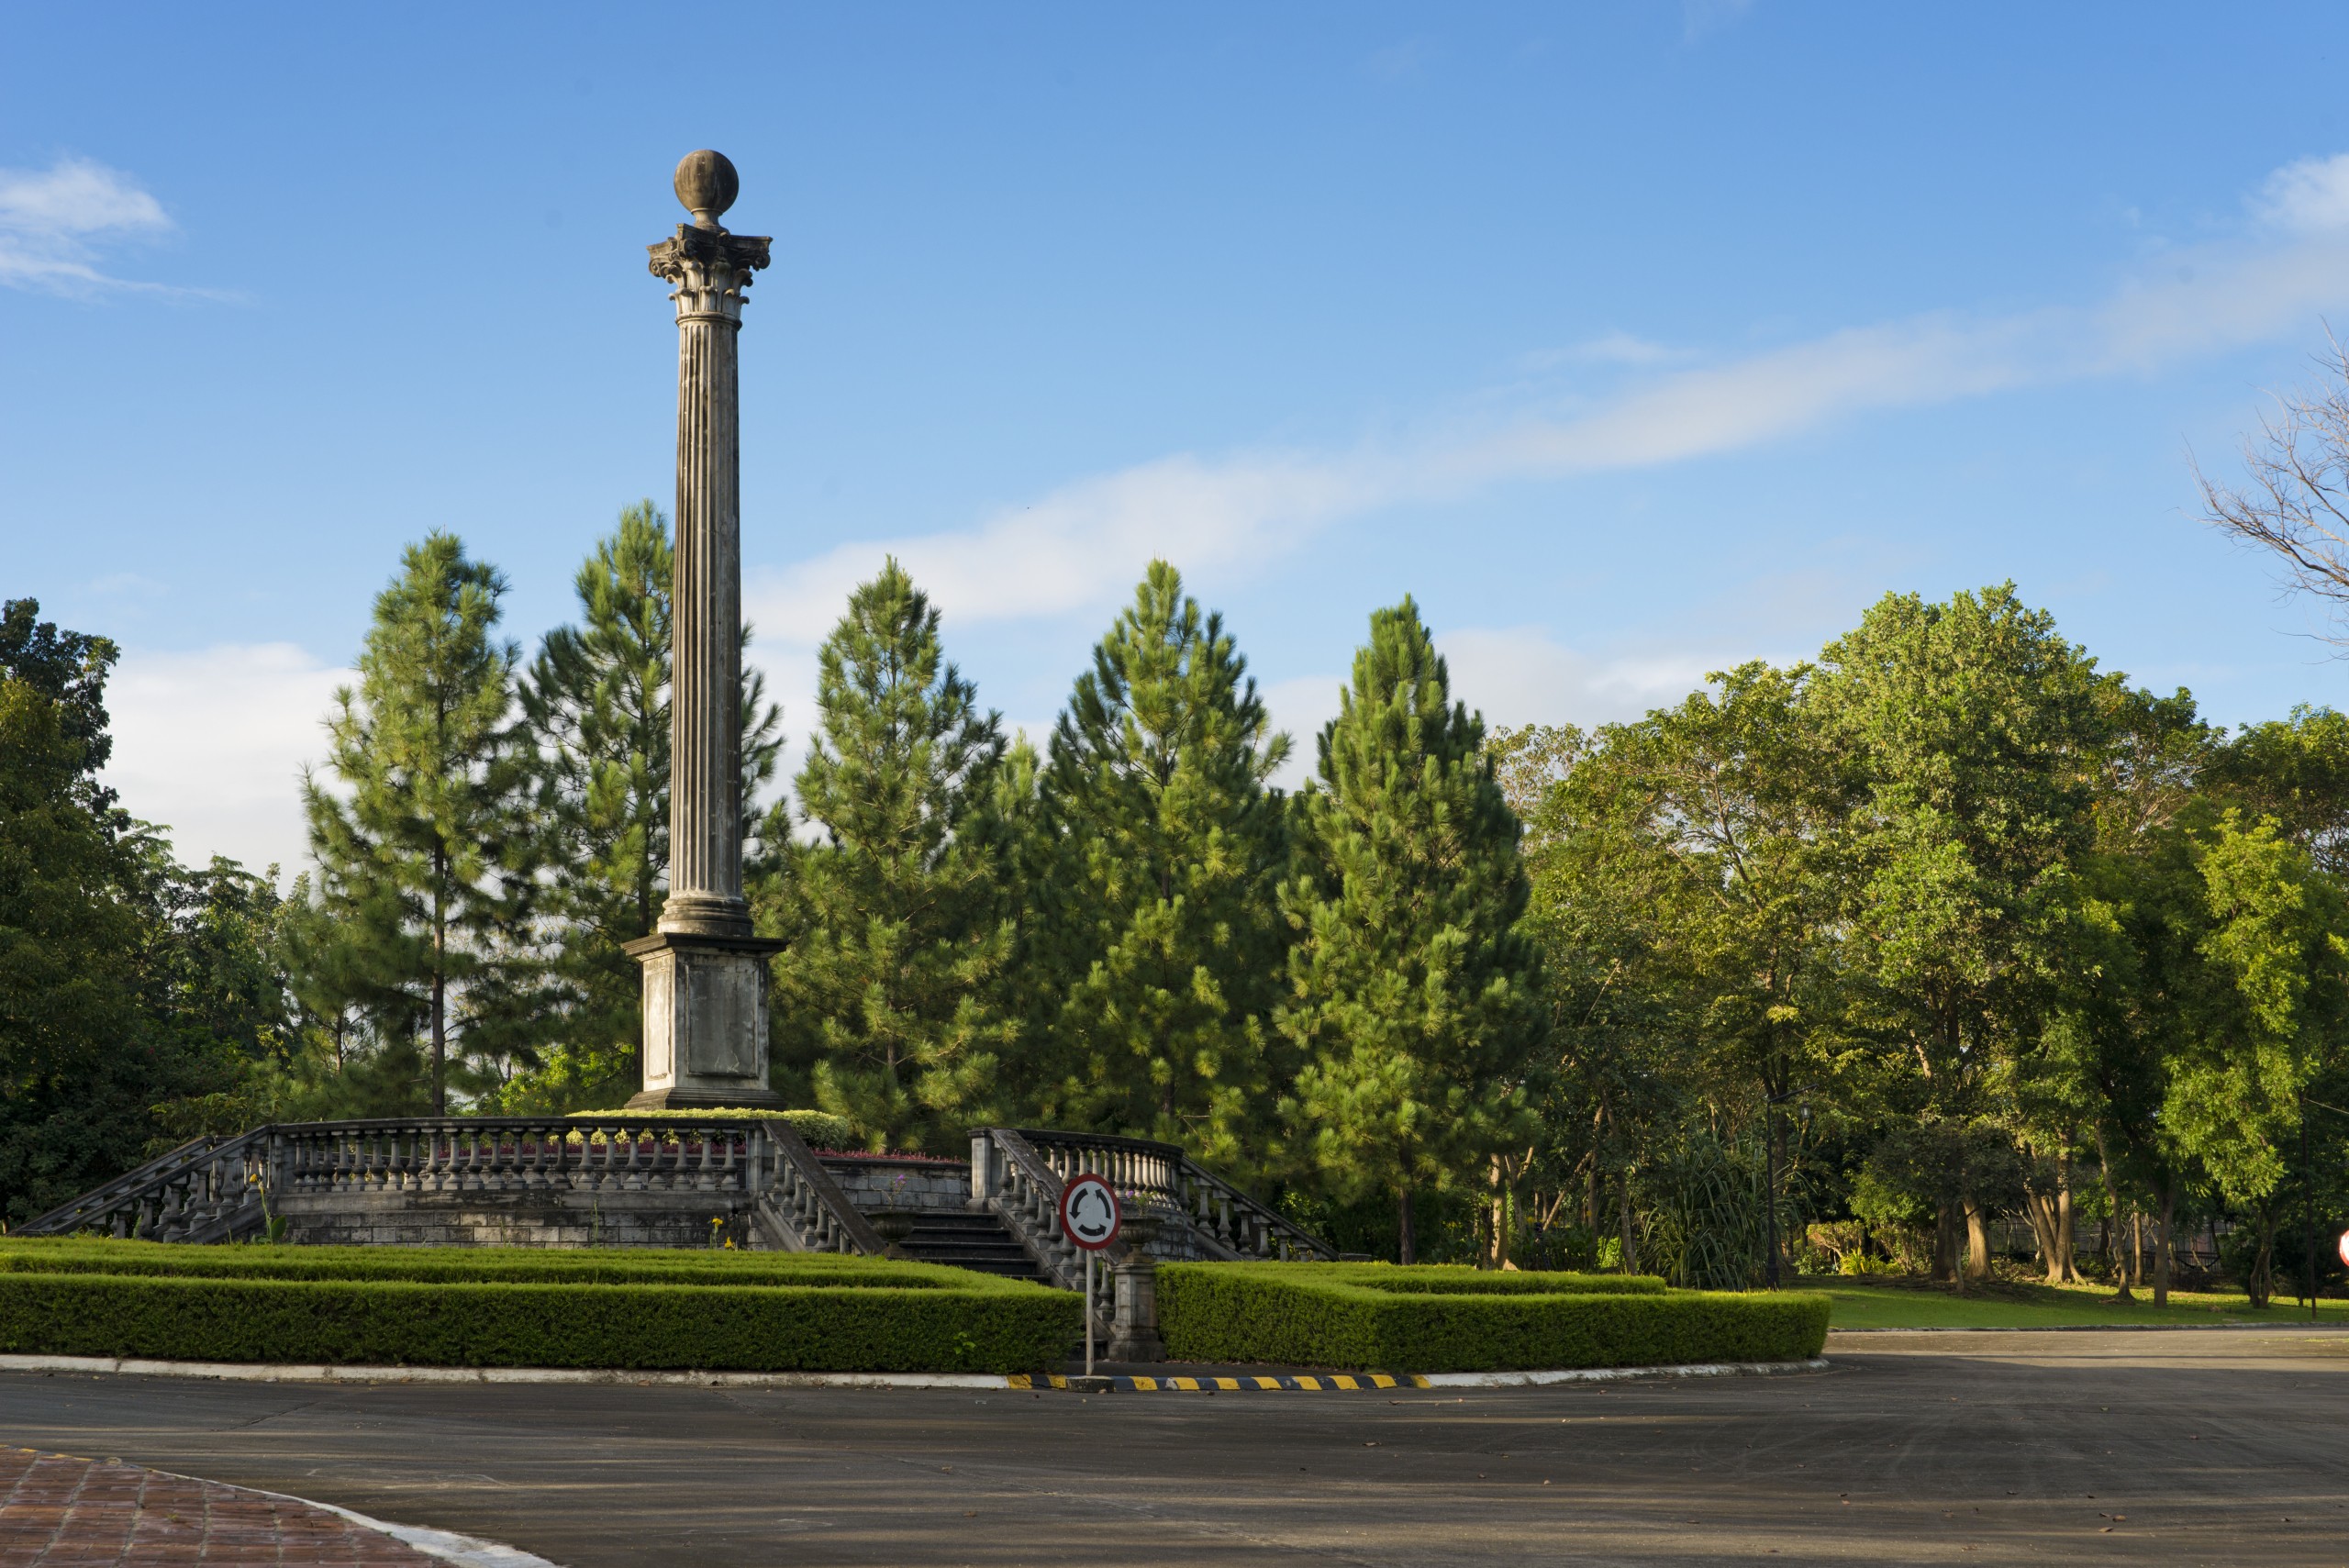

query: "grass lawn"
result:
(1809, 1275), (2349, 1330)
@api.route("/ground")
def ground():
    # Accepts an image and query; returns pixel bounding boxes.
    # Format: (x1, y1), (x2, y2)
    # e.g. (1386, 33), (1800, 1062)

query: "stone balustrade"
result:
(18, 1130), (272, 1244)
(17, 1117), (883, 1255)
(273, 1118), (760, 1198)
(985, 1127), (1337, 1265)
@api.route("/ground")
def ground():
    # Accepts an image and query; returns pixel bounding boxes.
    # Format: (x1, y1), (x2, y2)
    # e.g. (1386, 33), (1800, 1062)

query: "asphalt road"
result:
(2, 1328), (2344, 1566)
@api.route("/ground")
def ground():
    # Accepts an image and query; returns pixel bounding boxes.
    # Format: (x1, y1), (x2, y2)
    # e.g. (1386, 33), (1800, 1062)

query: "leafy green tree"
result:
(1020, 562), (1291, 1162)
(2167, 812), (2349, 1304)
(774, 561), (1016, 1151)
(1815, 585), (2108, 1281)
(299, 534), (537, 1113)
(0, 602), (252, 1219)
(1277, 599), (1542, 1262)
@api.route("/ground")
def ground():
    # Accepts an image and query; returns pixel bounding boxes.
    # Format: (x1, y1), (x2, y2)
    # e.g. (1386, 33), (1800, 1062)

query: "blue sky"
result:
(9, 3), (2349, 874)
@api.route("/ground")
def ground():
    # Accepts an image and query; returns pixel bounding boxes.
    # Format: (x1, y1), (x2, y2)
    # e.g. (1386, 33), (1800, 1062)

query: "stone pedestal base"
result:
(624, 931), (785, 1110)
(1109, 1222), (1164, 1362)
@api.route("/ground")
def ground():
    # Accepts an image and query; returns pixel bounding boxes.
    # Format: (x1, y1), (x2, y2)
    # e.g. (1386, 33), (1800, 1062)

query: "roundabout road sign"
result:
(1060, 1173), (1120, 1251)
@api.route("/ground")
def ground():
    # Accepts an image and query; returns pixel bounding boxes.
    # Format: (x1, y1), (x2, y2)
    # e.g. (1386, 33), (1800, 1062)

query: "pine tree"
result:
(1023, 561), (1291, 1163)
(300, 534), (536, 1114)
(507, 502), (783, 1109)
(1276, 598), (1542, 1262)
(774, 561), (1016, 1151)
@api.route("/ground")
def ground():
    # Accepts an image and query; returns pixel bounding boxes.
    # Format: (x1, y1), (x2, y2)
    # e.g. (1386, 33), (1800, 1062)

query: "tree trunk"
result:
(2055, 1157), (2077, 1284)
(1932, 1201), (1961, 1286)
(1489, 1156), (1507, 1270)
(430, 969), (447, 1117)
(1619, 1170), (1638, 1275)
(2153, 1179), (2176, 1309)
(1397, 1185), (1416, 1266)
(2097, 1131), (2131, 1301)
(1963, 1198), (1991, 1283)
(2248, 1206), (2277, 1309)
(2024, 1190), (2061, 1282)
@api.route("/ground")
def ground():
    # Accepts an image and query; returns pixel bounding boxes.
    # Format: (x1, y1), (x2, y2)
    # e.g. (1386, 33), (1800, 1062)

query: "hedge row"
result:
(0, 1240), (986, 1291)
(0, 1269), (1079, 1373)
(1159, 1262), (1827, 1372)
(1264, 1263), (1668, 1296)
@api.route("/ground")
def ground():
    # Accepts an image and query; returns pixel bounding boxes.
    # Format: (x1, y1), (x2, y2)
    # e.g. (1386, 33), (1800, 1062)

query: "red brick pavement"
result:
(0, 1445), (443, 1565)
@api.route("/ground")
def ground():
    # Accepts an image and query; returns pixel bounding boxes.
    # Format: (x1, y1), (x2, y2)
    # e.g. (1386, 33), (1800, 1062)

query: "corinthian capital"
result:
(648, 226), (774, 324)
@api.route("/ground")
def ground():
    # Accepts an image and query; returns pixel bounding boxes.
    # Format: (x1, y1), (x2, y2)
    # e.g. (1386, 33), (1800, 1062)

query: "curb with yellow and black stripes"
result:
(1006, 1358), (1827, 1392)
(1010, 1372), (1421, 1392)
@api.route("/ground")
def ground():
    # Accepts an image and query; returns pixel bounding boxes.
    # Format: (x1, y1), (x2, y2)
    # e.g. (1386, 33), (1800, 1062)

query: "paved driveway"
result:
(2, 1328), (2343, 1565)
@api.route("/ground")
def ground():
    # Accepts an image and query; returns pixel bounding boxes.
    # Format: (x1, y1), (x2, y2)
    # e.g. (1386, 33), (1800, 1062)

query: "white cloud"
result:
(2254, 151), (2349, 235)
(1257, 631), (1730, 791)
(101, 643), (348, 879)
(1436, 627), (1719, 731)
(747, 151), (2349, 646)
(746, 447), (1419, 647)
(0, 156), (180, 295)
(1571, 330), (1688, 368)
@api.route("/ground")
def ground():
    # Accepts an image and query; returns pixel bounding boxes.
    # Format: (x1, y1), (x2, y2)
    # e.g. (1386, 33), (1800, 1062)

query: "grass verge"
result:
(1814, 1275), (2349, 1329)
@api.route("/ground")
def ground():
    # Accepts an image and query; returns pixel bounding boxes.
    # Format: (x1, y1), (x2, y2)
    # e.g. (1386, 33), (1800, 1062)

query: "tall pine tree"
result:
(507, 502), (784, 1109)
(1022, 562), (1290, 1164)
(524, 499), (671, 1095)
(300, 534), (536, 1113)
(1276, 598), (1542, 1262)
(775, 560), (1016, 1151)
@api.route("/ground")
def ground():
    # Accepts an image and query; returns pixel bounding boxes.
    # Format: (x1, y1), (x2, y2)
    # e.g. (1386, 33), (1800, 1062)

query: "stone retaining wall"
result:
(273, 1189), (756, 1250)
(818, 1157), (972, 1214)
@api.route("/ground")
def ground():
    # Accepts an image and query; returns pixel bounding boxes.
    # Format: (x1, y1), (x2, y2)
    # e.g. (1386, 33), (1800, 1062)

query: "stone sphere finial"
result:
(674, 150), (740, 229)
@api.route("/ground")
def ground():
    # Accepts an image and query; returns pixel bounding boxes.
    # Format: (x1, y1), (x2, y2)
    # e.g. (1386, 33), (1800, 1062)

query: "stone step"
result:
(884, 1208), (1053, 1285)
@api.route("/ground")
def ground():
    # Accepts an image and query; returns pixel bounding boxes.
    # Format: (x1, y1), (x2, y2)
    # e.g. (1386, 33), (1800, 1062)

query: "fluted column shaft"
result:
(646, 223), (771, 938)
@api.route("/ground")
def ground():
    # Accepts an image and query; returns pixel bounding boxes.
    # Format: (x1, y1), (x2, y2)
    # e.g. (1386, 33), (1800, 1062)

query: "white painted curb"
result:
(0, 1353), (1008, 1391)
(0, 1351), (1831, 1393)
(143, 1465), (562, 1568)
(1417, 1356), (1830, 1388)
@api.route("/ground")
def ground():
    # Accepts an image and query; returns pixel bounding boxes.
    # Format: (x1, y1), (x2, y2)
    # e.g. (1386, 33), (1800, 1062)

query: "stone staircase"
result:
(890, 1209), (1052, 1283)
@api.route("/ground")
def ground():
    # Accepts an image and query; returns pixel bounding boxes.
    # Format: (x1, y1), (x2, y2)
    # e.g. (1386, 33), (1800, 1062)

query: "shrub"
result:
(0, 1269), (1075, 1373)
(565, 1108), (858, 1150)
(0, 1239), (968, 1291)
(1159, 1262), (1828, 1372)
(1263, 1263), (1666, 1296)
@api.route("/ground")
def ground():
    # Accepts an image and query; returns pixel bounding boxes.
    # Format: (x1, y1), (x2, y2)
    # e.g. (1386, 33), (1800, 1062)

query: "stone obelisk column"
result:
(626, 150), (785, 1110)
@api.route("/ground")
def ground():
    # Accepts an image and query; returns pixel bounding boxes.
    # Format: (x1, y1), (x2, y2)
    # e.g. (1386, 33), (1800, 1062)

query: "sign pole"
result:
(1059, 1172), (1119, 1379)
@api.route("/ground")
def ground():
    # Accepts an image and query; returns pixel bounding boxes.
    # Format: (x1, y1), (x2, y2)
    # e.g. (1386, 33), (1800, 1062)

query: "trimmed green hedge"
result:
(1160, 1262), (1828, 1372)
(566, 1107), (858, 1149)
(0, 1271), (1076, 1373)
(1262, 1263), (1669, 1296)
(0, 1239), (974, 1291)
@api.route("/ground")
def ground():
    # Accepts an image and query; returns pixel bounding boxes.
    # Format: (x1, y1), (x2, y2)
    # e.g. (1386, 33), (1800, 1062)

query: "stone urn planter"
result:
(871, 1208), (918, 1260)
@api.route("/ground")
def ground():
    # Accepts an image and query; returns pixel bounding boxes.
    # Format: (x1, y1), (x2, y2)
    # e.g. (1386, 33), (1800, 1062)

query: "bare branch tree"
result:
(2198, 331), (2349, 644)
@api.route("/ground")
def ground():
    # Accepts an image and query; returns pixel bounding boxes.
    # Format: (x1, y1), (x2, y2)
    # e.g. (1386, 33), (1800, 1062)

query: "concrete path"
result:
(2, 1326), (2343, 1565)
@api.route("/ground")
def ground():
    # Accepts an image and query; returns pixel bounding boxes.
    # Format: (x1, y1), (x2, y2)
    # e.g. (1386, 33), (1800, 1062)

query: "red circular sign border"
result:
(1059, 1173), (1121, 1251)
